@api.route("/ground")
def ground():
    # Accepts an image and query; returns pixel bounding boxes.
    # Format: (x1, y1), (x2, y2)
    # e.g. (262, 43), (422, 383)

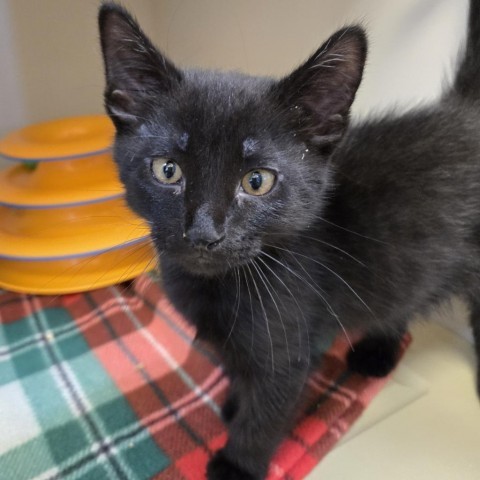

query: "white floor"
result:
(308, 301), (480, 480)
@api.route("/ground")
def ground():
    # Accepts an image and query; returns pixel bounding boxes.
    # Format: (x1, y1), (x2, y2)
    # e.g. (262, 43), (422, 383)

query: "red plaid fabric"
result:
(0, 274), (408, 480)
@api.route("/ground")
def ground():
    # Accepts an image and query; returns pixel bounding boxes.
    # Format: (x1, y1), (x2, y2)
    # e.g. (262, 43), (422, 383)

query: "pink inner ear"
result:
(111, 89), (132, 102)
(304, 30), (366, 118)
(106, 88), (142, 125)
(100, 3), (183, 109)
(276, 26), (366, 142)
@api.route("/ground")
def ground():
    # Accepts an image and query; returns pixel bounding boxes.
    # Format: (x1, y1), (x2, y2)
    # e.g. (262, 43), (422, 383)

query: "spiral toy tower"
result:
(0, 115), (155, 294)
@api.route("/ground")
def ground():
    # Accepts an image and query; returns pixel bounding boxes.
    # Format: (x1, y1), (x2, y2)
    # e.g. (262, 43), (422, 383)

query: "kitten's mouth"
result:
(153, 233), (261, 276)
(168, 247), (257, 277)
(175, 251), (230, 276)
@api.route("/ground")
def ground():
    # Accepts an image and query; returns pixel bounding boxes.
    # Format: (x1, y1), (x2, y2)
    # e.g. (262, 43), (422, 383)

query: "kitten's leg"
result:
(221, 369), (242, 423)
(347, 327), (406, 378)
(221, 387), (239, 423)
(468, 299), (480, 396)
(208, 367), (308, 480)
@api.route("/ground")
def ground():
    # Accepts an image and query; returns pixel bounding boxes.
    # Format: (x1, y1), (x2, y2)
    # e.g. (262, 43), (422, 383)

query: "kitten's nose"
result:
(183, 228), (225, 250)
(184, 204), (225, 250)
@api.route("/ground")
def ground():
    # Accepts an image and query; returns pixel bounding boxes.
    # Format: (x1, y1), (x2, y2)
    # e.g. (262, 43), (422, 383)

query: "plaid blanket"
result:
(0, 274), (407, 480)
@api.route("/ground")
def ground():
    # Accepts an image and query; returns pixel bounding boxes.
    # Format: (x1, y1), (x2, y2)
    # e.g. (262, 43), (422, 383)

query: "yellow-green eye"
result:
(241, 169), (276, 196)
(151, 158), (183, 184)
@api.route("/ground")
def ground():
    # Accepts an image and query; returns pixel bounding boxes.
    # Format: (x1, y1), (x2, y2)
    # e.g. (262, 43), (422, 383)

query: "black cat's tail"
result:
(453, 0), (480, 100)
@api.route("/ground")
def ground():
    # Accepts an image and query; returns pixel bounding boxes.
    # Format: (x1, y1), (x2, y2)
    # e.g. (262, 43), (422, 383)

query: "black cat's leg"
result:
(347, 326), (406, 378)
(208, 367), (308, 480)
(468, 298), (480, 397)
(221, 387), (239, 423)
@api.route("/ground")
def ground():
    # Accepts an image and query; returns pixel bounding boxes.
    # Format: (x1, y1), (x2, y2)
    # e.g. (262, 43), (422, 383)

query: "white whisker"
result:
(224, 267), (242, 346)
(246, 263), (275, 374)
(241, 267), (256, 358)
(257, 256), (310, 366)
(252, 259), (291, 372)
(273, 245), (375, 318)
(260, 249), (354, 351)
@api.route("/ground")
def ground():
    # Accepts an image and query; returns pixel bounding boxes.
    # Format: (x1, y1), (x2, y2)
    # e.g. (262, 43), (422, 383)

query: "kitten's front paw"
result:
(221, 395), (238, 423)
(347, 335), (399, 377)
(207, 450), (259, 480)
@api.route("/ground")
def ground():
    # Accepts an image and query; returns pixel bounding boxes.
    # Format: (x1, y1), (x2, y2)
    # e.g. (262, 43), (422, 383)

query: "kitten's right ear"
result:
(275, 26), (367, 151)
(98, 2), (182, 129)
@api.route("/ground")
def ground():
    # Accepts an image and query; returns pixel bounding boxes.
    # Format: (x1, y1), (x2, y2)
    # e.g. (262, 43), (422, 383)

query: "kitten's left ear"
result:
(98, 3), (182, 129)
(275, 26), (367, 149)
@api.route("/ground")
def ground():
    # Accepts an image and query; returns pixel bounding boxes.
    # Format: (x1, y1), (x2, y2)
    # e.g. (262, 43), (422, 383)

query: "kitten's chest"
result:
(160, 266), (234, 343)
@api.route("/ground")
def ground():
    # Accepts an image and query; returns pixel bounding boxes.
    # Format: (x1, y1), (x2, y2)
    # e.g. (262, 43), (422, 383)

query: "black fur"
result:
(99, 2), (480, 478)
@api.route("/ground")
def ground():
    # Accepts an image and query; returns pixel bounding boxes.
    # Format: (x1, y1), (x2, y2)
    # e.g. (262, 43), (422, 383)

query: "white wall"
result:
(0, 1), (27, 168)
(0, 1), (26, 139)
(0, 0), (469, 130)
(152, 0), (468, 115)
(2, 0), (155, 134)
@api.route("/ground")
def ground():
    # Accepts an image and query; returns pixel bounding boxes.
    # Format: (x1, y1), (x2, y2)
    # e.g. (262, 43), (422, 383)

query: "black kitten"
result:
(99, 2), (480, 478)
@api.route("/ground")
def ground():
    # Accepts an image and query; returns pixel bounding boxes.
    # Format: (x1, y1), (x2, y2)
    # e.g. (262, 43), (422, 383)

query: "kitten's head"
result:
(99, 3), (366, 276)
